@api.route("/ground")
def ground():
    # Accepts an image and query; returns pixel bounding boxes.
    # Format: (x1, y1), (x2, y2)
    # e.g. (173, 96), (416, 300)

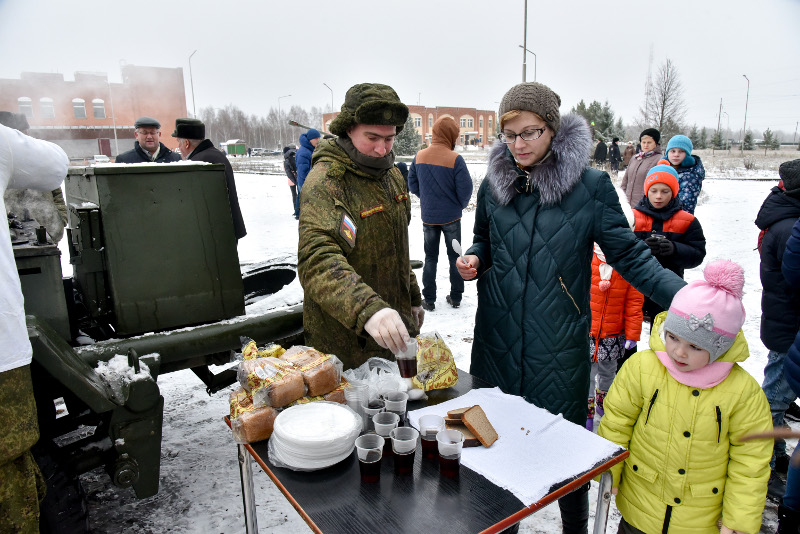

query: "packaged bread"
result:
(229, 386), (279, 443)
(412, 331), (459, 391)
(286, 377), (349, 407)
(279, 345), (343, 397)
(237, 356), (306, 408)
(240, 337), (286, 360)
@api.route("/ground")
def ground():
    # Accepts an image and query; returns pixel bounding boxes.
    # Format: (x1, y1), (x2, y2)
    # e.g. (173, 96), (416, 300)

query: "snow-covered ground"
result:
(76, 155), (797, 533)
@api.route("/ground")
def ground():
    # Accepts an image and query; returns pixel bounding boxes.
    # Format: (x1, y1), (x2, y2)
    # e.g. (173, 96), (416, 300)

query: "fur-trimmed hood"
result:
(487, 113), (592, 206)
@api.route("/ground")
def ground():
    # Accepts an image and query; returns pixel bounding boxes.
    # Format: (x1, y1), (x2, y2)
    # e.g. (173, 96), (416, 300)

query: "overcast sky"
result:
(2, 0), (798, 137)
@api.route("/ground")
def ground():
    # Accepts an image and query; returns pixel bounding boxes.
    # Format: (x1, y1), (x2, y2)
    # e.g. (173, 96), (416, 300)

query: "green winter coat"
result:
(467, 114), (685, 426)
(298, 138), (421, 370)
(598, 313), (772, 534)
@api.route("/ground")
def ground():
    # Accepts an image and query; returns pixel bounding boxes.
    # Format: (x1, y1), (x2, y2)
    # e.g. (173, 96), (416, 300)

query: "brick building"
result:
(322, 105), (497, 147)
(0, 64), (187, 159)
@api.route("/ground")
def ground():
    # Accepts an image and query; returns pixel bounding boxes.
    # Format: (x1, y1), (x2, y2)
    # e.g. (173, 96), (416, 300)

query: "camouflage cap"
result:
(329, 83), (409, 137)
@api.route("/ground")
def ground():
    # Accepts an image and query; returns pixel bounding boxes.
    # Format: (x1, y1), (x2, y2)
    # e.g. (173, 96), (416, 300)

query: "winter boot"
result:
(778, 504), (800, 534)
(595, 389), (607, 418)
(776, 451), (791, 476)
(586, 397), (595, 431)
(769, 470), (787, 502)
(421, 300), (435, 311)
(786, 401), (800, 423)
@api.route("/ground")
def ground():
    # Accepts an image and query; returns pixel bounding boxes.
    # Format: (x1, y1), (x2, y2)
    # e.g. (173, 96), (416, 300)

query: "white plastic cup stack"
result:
(344, 381), (369, 432)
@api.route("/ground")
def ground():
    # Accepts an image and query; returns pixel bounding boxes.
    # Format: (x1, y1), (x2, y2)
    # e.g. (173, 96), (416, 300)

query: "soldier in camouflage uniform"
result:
(298, 83), (424, 370)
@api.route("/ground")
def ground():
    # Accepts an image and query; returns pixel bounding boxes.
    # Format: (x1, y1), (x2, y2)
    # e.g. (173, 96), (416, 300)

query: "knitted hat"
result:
(663, 260), (746, 362)
(666, 135), (695, 167)
(639, 128), (661, 145)
(329, 83), (409, 137)
(643, 159), (679, 197)
(779, 159), (800, 197)
(498, 82), (561, 134)
(306, 128), (321, 141)
(171, 118), (205, 139)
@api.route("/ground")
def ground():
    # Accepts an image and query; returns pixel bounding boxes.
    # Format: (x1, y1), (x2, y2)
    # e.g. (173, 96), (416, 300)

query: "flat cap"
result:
(134, 116), (161, 129)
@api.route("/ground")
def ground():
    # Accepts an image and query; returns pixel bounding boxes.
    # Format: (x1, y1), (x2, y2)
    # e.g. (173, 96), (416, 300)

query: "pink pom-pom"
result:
(599, 280), (611, 292)
(703, 260), (745, 299)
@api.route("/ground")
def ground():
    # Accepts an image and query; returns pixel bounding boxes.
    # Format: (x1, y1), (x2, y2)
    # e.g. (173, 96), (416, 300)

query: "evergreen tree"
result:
(711, 129), (724, 150)
(688, 125), (700, 148)
(393, 115), (422, 156)
(570, 99), (623, 140)
(763, 128), (775, 154)
(698, 127), (708, 149)
(743, 130), (755, 151)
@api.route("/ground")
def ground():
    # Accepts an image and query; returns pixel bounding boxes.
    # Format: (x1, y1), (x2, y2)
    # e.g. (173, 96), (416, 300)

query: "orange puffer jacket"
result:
(590, 252), (644, 355)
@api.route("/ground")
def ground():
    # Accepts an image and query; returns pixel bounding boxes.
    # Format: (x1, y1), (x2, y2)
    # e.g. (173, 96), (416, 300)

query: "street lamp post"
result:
(278, 94), (291, 149)
(518, 45), (536, 82)
(521, 0), (527, 82)
(188, 50), (198, 118)
(323, 83), (334, 114)
(722, 111), (730, 152)
(741, 74), (749, 154)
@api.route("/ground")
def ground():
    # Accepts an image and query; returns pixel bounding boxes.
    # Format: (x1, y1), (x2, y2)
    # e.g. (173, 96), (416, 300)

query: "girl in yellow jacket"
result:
(598, 260), (772, 534)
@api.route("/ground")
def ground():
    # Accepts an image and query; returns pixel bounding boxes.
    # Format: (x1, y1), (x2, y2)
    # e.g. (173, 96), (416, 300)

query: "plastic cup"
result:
(382, 391), (409, 426)
(363, 400), (385, 433)
(373, 412), (400, 455)
(418, 415), (446, 459)
(394, 338), (419, 378)
(344, 382), (369, 432)
(355, 434), (384, 483)
(437, 429), (464, 478)
(390, 426), (419, 475)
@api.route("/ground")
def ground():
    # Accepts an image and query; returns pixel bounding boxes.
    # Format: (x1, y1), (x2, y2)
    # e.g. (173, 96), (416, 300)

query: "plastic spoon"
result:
(451, 239), (468, 266)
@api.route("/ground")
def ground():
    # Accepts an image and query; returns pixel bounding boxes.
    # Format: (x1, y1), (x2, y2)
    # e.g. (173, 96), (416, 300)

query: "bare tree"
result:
(637, 59), (686, 140)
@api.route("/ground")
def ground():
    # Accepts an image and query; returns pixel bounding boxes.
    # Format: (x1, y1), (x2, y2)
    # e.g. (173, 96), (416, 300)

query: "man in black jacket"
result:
(172, 118), (246, 239)
(283, 146), (299, 219)
(115, 117), (181, 163)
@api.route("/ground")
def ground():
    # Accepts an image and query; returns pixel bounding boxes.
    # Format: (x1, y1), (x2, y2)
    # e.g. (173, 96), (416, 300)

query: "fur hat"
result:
(663, 260), (746, 362)
(329, 83), (408, 137)
(644, 159), (680, 197)
(639, 128), (661, 145)
(780, 159), (800, 198)
(171, 118), (205, 139)
(498, 82), (561, 133)
(666, 135), (695, 167)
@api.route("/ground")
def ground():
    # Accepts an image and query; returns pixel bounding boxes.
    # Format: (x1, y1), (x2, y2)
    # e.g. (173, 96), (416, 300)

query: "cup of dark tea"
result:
(355, 434), (384, 483)
(373, 412), (400, 455)
(394, 338), (418, 378)
(363, 400), (385, 433)
(418, 415), (446, 460)
(436, 429), (464, 478)
(382, 391), (409, 427)
(390, 426), (419, 475)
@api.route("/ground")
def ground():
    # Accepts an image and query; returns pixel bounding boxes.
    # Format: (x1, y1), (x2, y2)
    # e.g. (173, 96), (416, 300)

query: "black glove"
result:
(658, 238), (675, 256)
(645, 235), (661, 255)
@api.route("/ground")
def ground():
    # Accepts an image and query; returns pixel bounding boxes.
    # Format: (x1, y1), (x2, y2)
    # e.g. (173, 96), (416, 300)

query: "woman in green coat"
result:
(457, 82), (686, 533)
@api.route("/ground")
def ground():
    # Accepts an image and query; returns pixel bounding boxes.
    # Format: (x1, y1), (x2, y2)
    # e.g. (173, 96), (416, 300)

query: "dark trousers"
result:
(289, 184), (298, 217)
(558, 483), (590, 533)
(422, 220), (463, 303)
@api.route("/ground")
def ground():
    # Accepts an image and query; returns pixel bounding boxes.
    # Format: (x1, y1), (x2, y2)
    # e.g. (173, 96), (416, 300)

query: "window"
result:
(92, 98), (106, 119)
(40, 97), (55, 119)
(460, 118), (467, 128)
(414, 117), (421, 128)
(479, 117), (484, 129)
(18, 97), (33, 118)
(489, 117), (493, 131)
(428, 115), (433, 128)
(468, 118), (474, 128)
(73, 98), (86, 119)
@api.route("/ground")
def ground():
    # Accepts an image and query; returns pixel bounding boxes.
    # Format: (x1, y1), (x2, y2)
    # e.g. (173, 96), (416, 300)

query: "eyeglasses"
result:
(136, 129), (159, 136)
(498, 128), (546, 144)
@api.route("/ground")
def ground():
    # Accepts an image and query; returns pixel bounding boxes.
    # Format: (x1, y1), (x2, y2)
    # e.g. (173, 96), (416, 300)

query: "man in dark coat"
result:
(115, 117), (181, 163)
(608, 137), (622, 175)
(593, 138), (607, 168)
(283, 146), (299, 219)
(755, 159), (800, 497)
(172, 118), (246, 239)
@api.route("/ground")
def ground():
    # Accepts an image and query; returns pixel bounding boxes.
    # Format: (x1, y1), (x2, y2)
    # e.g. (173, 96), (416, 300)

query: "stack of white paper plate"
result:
(268, 402), (361, 470)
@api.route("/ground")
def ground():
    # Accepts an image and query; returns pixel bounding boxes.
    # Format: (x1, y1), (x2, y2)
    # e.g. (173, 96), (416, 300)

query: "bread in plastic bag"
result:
(229, 387), (279, 444)
(286, 377), (349, 407)
(237, 356), (306, 408)
(279, 345), (343, 396)
(412, 331), (459, 391)
(239, 336), (286, 361)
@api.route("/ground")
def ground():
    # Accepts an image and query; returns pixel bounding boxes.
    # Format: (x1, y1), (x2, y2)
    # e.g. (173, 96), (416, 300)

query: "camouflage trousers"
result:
(0, 365), (44, 533)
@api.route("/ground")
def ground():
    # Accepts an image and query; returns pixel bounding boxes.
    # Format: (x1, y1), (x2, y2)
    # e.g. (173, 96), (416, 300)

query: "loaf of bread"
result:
(238, 356), (306, 408)
(231, 405), (278, 443)
(279, 346), (343, 397)
(462, 405), (498, 448)
(285, 377), (349, 407)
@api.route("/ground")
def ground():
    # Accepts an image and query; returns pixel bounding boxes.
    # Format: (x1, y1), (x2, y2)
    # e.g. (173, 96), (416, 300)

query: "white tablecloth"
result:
(408, 387), (623, 506)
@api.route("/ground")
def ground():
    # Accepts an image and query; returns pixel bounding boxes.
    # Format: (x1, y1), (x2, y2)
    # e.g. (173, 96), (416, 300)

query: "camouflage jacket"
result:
(298, 139), (421, 370)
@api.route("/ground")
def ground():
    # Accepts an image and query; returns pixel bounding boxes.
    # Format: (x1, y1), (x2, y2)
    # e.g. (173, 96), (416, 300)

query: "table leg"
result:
(592, 471), (613, 534)
(238, 444), (259, 533)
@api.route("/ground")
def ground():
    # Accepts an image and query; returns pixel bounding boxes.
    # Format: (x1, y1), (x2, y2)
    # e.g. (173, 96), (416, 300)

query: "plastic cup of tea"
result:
(382, 391), (409, 426)
(394, 338), (419, 378)
(390, 426), (419, 475)
(355, 434), (384, 483)
(373, 412), (400, 454)
(418, 415), (446, 460)
(344, 382), (369, 432)
(437, 429), (464, 478)
(363, 400), (385, 433)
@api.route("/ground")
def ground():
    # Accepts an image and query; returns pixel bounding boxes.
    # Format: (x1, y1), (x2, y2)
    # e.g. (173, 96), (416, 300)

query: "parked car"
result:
(90, 155), (111, 164)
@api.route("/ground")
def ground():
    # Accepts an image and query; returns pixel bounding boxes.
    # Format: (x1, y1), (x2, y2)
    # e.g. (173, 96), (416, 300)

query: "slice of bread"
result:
(461, 405), (498, 448)
(447, 423), (480, 447)
(444, 417), (464, 425)
(446, 406), (474, 420)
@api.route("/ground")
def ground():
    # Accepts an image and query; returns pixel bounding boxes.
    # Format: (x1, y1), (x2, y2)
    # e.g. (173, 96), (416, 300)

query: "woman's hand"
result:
(457, 254), (479, 280)
(719, 525), (744, 534)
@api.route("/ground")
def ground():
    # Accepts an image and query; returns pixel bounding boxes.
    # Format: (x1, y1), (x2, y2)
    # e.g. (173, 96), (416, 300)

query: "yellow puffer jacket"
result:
(598, 313), (772, 534)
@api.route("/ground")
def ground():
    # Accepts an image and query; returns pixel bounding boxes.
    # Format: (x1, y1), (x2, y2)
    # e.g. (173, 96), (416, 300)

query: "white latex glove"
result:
(457, 254), (479, 280)
(624, 339), (638, 350)
(412, 305), (425, 329)
(364, 308), (410, 355)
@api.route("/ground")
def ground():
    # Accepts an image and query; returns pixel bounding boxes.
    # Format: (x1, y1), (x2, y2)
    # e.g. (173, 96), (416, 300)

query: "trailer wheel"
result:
(35, 448), (89, 534)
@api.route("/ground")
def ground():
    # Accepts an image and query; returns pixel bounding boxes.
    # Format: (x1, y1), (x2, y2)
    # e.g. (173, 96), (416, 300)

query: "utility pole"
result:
(278, 94), (291, 149)
(323, 83), (333, 114)
(521, 0), (527, 82)
(794, 121), (798, 144)
(741, 74), (750, 154)
(714, 98), (722, 155)
(188, 50), (198, 118)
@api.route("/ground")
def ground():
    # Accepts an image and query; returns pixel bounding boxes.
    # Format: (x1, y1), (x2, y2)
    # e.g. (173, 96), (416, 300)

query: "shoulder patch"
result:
(339, 213), (357, 247)
(395, 192), (408, 203)
(360, 205), (385, 218)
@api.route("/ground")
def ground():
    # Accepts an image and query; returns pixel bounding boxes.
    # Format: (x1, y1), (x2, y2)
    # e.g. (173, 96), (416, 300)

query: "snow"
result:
(80, 149), (796, 533)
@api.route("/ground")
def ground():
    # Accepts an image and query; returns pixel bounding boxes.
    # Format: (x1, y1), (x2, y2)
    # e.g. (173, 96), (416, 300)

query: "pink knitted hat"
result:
(662, 260), (746, 362)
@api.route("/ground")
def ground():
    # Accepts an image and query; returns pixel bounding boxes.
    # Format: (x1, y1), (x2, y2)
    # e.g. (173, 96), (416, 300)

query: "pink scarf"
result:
(656, 351), (734, 388)
(634, 150), (656, 161)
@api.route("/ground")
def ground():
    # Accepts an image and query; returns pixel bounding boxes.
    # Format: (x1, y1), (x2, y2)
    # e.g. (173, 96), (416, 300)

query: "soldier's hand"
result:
(457, 254), (479, 280)
(411, 305), (425, 329)
(364, 308), (410, 354)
